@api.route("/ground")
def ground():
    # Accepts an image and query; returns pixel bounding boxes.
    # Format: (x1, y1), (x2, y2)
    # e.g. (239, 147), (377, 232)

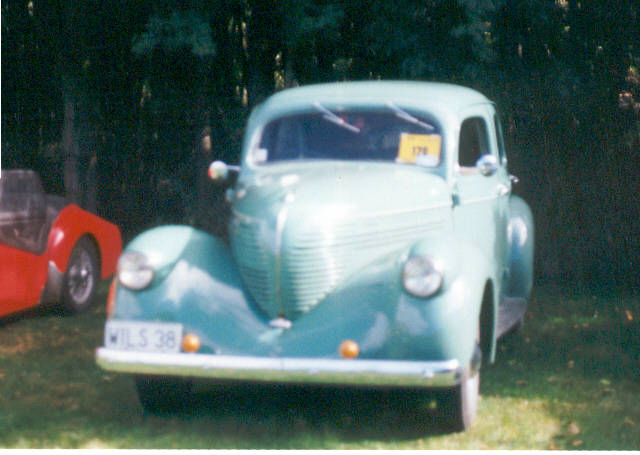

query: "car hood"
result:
(229, 162), (453, 320)
(232, 161), (452, 220)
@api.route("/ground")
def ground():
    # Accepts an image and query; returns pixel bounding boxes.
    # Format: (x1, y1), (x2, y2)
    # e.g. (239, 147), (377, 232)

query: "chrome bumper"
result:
(95, 348), (462, 388)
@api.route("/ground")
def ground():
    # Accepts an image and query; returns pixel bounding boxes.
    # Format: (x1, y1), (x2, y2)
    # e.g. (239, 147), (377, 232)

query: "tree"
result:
(2, 0), (638, 288)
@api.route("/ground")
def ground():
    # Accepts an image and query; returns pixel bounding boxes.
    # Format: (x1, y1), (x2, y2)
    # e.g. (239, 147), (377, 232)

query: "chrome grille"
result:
(282, 211), (443, 315)
(231, 210), (444, 319)
(230, 217), (279, 317)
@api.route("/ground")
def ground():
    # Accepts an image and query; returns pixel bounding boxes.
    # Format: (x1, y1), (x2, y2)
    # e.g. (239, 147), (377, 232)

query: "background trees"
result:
(2, 0), (638, 290)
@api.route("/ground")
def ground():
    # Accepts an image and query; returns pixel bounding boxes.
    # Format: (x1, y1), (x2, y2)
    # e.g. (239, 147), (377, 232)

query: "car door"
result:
(0, 171), (49, 315)
(0, 244), (49, 316)
(452, 105), (511, 295)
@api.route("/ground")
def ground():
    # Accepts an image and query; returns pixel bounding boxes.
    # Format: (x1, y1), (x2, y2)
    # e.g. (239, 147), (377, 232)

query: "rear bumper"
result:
(95, 347), (463, 388)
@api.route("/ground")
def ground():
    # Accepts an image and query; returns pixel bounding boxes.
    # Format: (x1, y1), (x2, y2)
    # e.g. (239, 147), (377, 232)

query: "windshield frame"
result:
(248, 105), (446, 169)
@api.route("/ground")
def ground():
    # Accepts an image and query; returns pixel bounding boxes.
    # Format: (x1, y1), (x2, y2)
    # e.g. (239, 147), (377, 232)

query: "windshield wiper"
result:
(313, 102), (361, 133)
(385, 102), (435, 132)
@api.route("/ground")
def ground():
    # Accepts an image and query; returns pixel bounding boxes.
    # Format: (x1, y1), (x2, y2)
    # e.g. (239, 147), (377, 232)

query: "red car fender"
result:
(46, 205), (122, 278)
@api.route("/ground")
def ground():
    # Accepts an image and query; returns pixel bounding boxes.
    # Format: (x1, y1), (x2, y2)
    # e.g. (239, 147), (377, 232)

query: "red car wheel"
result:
(61, 237), (100, 313)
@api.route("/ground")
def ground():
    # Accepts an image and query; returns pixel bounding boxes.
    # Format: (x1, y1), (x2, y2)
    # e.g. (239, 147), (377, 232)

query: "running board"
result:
(497, 297), (527, 339)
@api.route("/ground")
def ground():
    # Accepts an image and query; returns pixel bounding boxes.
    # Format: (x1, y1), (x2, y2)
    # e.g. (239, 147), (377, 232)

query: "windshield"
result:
(254, 108), (443, 167)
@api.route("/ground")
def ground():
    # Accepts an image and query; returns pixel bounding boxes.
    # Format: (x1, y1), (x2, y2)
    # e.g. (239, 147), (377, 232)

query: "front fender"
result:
(47, 205), (122, 279)
(113, 226), (269, 354)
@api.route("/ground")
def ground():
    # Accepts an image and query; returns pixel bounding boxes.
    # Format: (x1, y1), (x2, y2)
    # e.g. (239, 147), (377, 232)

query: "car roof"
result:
(257, 80), (491, 116)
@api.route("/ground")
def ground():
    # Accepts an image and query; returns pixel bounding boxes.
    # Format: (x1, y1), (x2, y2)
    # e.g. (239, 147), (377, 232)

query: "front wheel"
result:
(441, 368), (479, 432)
(61, 237), (100, 314)
(440, 340), (481, 432)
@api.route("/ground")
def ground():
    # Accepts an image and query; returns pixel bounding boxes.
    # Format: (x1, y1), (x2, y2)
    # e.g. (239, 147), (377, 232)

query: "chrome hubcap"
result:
(69, 250), (94, 303)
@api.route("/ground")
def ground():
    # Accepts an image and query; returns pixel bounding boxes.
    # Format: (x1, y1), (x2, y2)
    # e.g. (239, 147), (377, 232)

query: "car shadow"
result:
(0, 304), (54, 328)
(0, 280), (110, 328)
(162, 381), (454, 440)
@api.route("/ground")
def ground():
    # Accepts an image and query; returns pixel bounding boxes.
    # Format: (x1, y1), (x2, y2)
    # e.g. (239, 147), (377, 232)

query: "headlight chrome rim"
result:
(117, 251), (154, 291)
(402, 256), (443, 298)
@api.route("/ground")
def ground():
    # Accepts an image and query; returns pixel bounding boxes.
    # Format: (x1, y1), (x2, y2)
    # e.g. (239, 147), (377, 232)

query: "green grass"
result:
(1, 284), (638, 449)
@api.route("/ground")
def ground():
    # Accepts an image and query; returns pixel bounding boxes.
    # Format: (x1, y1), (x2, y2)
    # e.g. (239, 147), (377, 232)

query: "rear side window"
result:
(458, 117), (489, 167)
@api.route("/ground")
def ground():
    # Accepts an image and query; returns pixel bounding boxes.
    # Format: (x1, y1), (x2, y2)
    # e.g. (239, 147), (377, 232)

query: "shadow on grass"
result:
(163, 288), (640, 447)
(0, 279), (113, 329)
(477, 288), (640, 449)
(172, 382), (451, 441)
(0, 304), (60, 328)
(491, 287), (640, 383)
(2, 284), (639, 449)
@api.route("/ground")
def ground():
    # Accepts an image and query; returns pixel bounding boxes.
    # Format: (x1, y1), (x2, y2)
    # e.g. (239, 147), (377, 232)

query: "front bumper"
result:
(95, 347), (463, 388)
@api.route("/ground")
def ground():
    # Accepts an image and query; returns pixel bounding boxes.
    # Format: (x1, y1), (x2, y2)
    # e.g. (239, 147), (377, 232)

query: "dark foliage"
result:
(1, 0), (639, 289)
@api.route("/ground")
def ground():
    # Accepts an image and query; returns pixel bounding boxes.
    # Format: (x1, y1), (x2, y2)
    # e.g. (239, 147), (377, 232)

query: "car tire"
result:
(441, 368), (479, 432)
(61, 237), (100, 314)
(135, 376), (194, 415)
(440, 337), (481, 432)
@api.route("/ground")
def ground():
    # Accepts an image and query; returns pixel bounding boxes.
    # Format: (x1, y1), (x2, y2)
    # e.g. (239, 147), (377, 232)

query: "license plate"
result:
(104, 320), (183, 353)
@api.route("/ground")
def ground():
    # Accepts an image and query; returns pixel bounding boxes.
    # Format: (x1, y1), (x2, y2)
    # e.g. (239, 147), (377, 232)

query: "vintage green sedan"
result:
(96, 81), (534, 431)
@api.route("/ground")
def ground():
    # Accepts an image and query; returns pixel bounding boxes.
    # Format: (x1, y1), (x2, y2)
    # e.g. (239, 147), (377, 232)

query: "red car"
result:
(0, 169), (122, 317)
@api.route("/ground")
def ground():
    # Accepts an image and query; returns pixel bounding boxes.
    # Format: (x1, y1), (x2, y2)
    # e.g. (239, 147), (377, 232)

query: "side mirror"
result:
(476, 154), (498, 177)
(207, 161), (240, 181)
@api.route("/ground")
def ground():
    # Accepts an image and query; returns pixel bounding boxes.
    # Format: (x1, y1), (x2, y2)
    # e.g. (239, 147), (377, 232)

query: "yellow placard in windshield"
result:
(397, 134), (441, 165)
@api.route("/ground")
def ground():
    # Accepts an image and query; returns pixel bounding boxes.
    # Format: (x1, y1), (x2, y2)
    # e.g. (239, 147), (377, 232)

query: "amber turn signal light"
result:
(339, 340), (359, 358)
(106, 278), (117, 318)
(182, 333), (201, 353)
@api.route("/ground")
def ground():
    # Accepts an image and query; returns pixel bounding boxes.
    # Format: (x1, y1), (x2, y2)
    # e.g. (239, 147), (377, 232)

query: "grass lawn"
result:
(0, 283), (638, 449)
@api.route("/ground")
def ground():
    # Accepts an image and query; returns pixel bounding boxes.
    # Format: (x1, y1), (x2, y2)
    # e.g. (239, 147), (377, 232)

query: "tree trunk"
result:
(61, 81), (98, 213)
(62, 85), (81, 205)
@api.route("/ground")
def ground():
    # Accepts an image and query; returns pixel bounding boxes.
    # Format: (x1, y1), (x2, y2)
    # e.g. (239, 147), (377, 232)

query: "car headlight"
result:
(402, 256), (443, 298)
(117, 251), (154, 290)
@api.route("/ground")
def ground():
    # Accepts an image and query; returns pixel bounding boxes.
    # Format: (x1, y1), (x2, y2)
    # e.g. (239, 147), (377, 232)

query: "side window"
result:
(494, 114), (506, 164)
(458, 117), (489, 168)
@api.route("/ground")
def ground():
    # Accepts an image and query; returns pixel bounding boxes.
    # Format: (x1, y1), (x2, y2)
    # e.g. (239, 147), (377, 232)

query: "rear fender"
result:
(506, 196), (534, 299)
